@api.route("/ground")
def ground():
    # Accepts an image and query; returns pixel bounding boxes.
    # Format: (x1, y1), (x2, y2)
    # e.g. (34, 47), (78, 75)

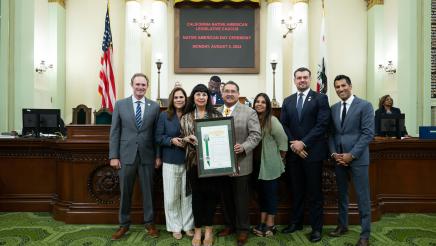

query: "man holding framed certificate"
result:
(217, 81), (261, 246)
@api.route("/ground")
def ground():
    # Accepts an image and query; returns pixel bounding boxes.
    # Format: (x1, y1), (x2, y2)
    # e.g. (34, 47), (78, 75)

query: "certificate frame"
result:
(194, 117), (237, 177)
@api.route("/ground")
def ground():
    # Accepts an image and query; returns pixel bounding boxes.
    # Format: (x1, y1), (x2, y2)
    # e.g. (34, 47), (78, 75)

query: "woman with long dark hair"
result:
(374, 94), (408, 137)
(155, 87), (194, 239)
(251, 93), (288, 237)
(180, 84), (222, 246)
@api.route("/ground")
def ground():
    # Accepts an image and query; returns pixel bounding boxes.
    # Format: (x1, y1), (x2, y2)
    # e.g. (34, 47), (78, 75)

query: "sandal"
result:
(203, 236), (214, 246)
(185, 230), (195, 237)
(252, 223), (266, 237)
(191, 237), (201, 246)
(264, 225), (277, 237)
(172, 232), (183, 240)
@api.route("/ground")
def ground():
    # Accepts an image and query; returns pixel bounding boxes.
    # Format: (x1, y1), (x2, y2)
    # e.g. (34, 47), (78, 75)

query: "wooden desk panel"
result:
(1, 126), (435, 224)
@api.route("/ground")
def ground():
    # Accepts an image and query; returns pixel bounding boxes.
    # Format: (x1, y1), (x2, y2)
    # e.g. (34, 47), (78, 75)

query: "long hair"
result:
(253, 93), (272, 134)
(184, 84), (218, 116)
(167, 87), (187, 120)
(378, 94), (392, 109)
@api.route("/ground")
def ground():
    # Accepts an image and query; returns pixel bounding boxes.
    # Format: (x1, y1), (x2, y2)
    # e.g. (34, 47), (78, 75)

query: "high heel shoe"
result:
(203, 236), (214, 246)
(191, 237), (201, 246)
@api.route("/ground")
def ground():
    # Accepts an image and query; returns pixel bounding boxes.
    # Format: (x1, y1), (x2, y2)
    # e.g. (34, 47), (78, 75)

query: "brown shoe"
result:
(328, 226), (349, 237)
(217, 227), (234, 237)
(355, 238), (369, 246)
(145, 224), (159, 238)
(111, 227), (129, 240)
(237, 231), (249, 246)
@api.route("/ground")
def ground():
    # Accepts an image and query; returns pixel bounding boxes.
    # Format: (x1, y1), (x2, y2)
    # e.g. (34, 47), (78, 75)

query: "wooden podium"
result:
(0, 125), (436, 224)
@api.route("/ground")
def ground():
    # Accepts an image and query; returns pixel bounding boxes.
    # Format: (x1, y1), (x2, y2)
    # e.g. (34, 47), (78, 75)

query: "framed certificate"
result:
(194, 117), (237, 177)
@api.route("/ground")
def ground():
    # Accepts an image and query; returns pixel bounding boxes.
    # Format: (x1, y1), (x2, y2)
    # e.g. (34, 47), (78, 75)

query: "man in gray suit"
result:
(217, 81), (261, 246)
(328, 75), (374, 246)
(109, 73), (161, 240)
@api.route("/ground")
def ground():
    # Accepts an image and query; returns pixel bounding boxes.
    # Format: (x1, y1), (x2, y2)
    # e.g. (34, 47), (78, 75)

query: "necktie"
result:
(296, 93), (304, 120)
(224, 108), (230, 117)
(135, 101), (142, 128)
(341, 102), (347, 127)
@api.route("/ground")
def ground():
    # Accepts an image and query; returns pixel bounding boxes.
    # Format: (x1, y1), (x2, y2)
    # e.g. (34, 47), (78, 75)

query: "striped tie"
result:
(135, 101), (142, 128)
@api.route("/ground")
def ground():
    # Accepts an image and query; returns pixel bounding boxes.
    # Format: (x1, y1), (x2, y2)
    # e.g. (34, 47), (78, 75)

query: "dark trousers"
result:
(286, 158), (323, 232)
(221, 175), (251, 232)
(118, 153), (154, 227)
(335, 164), (371, 239)
(191, 179), (220, 228)
(257, 179), (279, 215)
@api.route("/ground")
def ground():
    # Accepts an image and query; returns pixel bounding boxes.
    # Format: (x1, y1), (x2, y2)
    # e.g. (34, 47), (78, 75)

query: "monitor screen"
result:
(379, 113), (405, 138)
(22, 108), (61, 137)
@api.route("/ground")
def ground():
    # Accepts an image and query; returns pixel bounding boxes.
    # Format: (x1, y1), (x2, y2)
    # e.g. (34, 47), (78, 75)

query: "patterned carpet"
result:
(0, 213), (435, 245)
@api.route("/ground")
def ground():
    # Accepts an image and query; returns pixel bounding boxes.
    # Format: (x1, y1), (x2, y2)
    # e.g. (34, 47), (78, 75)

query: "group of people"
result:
(108, 68), (377, 246)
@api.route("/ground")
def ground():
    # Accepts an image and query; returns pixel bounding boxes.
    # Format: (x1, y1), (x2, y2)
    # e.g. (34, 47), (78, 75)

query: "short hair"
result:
(130, 73), (149, 85)
(378, 94), (392, 109)
(223, 80), (240, 92)
(333, 74), (352, 86)
(210, 75), (221, 83)
(293, 67), (312, 78)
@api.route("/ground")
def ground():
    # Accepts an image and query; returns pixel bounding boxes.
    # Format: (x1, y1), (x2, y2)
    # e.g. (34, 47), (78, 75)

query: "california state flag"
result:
(317, 15), (327, 94)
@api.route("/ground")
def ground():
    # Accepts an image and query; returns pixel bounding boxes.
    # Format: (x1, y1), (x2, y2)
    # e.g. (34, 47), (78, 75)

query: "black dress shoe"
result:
(328, 226), (348, 237)
(281, 224), (303, 234)
(309, 231), (322, 242)
(355, 238), (369, 246)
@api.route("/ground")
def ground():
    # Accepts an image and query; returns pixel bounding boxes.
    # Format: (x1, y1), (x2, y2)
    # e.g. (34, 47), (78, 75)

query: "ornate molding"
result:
(88, 165), (120, 204)
(366, 0), (383, 10)
(266, 0), (281, 4)
(371, 150), (436, 160)
(292, 0), (309, 4)
(48, 0), (65, 8)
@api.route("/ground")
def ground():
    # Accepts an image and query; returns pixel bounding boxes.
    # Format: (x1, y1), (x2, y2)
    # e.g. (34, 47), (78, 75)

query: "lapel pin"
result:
(147, 103), (150, 106)
(308, 96), (312, 102)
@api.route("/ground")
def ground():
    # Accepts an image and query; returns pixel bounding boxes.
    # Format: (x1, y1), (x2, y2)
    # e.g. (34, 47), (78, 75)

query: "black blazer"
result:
(280, 90), (331, 162)
(374, 106), (407, 136)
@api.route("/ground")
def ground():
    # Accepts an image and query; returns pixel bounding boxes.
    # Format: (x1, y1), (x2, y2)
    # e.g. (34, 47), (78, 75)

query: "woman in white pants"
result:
(155, 87), (194, 239)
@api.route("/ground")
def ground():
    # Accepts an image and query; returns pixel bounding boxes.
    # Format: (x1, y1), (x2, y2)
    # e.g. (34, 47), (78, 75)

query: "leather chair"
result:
(72, 104), (91, 124)
(94, 108), (112, 124)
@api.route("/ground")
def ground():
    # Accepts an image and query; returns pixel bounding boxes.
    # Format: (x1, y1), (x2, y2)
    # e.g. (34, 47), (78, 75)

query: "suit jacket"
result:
(212, 92), (224, 105)
(328, 96), (374, 166)
(109, 96), (160, 165)
(280, 89), (330, 162)
(218, 103), (261, 176)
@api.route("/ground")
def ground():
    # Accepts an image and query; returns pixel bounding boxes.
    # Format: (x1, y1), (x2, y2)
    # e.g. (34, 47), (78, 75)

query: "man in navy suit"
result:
(109, 73), (161, 240)
(280, 67), (330, 242)
(328, 75), (374, 246)
(208, 75), (224, 105)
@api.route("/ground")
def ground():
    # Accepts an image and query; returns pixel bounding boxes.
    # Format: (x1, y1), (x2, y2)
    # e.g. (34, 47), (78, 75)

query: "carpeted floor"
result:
(0, 212), (435, 245)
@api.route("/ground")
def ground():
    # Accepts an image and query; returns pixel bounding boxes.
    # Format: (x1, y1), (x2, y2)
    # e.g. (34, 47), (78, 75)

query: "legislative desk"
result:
(0, 125), (435, 225)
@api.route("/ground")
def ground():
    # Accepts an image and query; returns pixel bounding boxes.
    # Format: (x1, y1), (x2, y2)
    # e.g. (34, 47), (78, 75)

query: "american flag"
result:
(98, 5), (116, 112)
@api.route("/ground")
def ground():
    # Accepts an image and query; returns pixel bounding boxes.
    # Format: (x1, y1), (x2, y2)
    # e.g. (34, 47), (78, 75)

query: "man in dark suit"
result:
(109, 73), (161, 240)
(208, 75), (224, 105)
(328, 75), (374, 246)
(280, 67), (330, 242)
(217, 81), (261, 246)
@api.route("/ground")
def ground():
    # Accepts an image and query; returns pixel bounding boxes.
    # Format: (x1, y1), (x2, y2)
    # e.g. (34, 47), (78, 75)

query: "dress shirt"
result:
(295, 87), (311, 108)
(132, 96), (145, 119)
(223, 104), (237, 117)
(339, 95), (355, 122)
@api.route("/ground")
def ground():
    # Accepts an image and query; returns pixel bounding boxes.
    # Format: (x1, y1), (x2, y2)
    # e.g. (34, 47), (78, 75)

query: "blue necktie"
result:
(296, 92), (304, 120)
(135, 101), (142, 128)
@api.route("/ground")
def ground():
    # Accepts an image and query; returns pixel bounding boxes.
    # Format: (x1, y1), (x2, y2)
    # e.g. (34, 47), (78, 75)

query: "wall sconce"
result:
(270, 59), (280, 108)
(133, 16), (154, 37)
(35, 60), (53, 74)
(281, 16), (302, 38)
(378, 60), (396, 75)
